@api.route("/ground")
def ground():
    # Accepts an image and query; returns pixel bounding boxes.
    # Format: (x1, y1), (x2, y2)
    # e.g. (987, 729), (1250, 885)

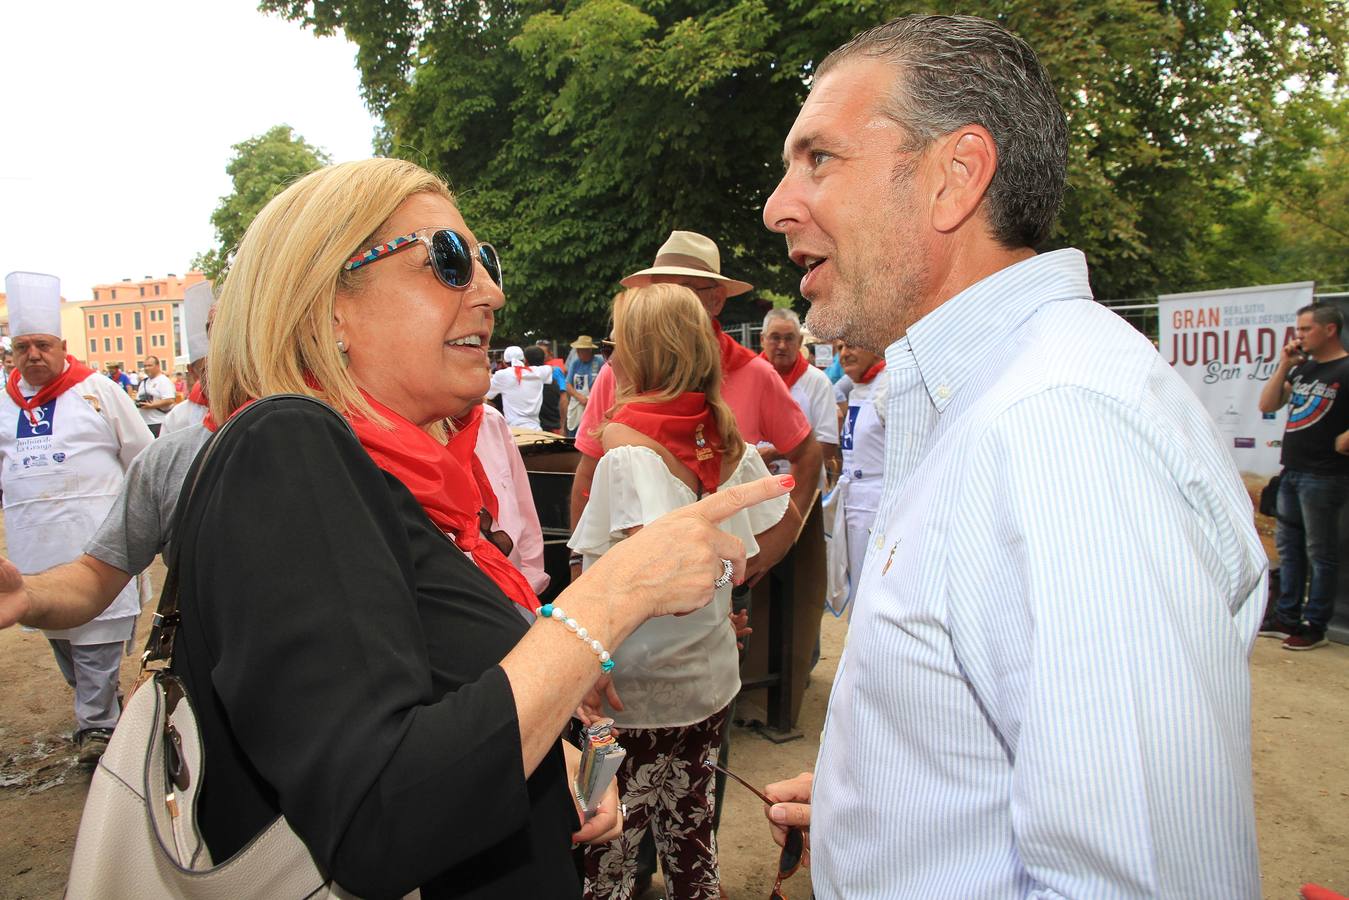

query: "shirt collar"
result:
(888, 248), (1093, 412)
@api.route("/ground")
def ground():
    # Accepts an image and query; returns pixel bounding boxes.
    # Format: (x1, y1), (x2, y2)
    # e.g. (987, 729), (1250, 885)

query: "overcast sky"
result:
(1, 0), (379, 300)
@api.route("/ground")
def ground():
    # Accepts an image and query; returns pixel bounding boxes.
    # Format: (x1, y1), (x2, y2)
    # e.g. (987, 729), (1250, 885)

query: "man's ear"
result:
(929, 125), (997, 234)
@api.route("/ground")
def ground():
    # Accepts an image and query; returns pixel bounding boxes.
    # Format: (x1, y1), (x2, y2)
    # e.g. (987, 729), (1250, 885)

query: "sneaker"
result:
(1282, 628), (1329, 651)
(76, 728), (113, 766)
(1258, 615), (1297, 639)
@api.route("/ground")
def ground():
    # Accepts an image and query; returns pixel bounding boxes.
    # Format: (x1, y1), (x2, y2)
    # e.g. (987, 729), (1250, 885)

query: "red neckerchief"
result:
(760, 350), (810, 389)
(187, 381), (208, 407)
(609, 391), (723, 495)
(713, 320), (757, 374)
(208, 392), (534, 612)
(6, 355), (96, 425)
(856, 359), (887, 384)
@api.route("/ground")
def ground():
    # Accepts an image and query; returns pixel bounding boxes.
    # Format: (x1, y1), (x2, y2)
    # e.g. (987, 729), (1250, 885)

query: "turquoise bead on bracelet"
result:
(537, 604), (615, 673)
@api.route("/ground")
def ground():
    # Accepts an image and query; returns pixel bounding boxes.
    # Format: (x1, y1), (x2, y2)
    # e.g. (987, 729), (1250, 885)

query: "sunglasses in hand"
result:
(707, 759), (804, 899)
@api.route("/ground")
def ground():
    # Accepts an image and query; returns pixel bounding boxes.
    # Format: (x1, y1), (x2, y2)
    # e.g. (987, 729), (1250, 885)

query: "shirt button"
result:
(936, 385), (951, 400)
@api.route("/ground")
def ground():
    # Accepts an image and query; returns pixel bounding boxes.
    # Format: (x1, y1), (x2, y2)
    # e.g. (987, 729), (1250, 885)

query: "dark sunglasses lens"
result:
(478, 243), (503, 288)
(430, 230), (474, 287)
(780, 827), (803, 874)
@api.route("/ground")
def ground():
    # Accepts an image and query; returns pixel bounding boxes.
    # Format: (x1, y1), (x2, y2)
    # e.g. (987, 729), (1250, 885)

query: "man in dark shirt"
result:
(1257, 303), (1349, 650)
(525, 344), (565, 434)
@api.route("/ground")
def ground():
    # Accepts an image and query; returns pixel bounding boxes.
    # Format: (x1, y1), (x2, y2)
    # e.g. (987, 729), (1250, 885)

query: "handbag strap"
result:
(139, 394), (355, 674)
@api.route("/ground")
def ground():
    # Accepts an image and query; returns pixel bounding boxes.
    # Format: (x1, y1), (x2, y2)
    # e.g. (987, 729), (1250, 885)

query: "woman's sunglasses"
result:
(344, 228), (503, 291)
(707, 760), (804, 899)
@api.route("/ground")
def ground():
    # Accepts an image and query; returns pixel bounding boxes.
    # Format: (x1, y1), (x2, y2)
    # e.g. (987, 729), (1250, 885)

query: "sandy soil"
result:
(2, 522), (1346, 898)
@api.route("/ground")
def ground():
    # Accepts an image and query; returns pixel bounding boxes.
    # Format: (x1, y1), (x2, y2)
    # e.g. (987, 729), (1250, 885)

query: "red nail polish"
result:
(778, 475), (795, 489)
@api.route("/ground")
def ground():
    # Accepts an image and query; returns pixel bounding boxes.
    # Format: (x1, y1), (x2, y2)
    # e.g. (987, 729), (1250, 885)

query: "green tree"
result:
(263, 0), (1344, 331)
(193, 125), (331, 281)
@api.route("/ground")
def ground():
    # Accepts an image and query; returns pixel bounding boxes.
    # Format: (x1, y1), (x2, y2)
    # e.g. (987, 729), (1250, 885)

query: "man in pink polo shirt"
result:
(569, 230), (821, 583)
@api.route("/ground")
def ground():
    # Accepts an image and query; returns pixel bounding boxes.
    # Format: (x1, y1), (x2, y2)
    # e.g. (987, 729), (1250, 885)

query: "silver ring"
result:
(713, 558), (734, 589)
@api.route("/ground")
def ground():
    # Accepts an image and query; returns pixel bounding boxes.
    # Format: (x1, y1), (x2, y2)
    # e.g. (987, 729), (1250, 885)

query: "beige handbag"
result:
(66, 396), (416, 900)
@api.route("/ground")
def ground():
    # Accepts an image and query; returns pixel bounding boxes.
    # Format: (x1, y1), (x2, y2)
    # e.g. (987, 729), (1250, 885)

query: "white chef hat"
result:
(184, 281), (213, 363)
(5, 271), (62, 338)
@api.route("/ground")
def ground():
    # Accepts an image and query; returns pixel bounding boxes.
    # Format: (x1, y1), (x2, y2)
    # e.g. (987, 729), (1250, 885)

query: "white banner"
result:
(1159, 281), (1314, 479)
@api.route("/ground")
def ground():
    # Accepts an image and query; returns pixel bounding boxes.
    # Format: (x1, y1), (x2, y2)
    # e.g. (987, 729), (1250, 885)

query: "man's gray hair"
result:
(817, 14), (1067, 249)
(763, 307), (803, 333)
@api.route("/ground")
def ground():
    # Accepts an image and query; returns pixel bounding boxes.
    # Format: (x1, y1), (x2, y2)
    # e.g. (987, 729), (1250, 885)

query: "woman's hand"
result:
(577, 474), (794, 621)
(564, 741), (624, 845)
(577, 674), (624, 723)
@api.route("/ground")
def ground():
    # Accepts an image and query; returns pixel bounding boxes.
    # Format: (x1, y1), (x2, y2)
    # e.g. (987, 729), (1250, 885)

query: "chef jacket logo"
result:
(16, 401), (57, 439)
(21, 455), (49, 468)
(52, 452), (67, 463)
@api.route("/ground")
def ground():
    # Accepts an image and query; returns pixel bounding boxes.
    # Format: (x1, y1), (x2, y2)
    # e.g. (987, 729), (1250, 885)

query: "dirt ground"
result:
(2, 516), (1347, 899)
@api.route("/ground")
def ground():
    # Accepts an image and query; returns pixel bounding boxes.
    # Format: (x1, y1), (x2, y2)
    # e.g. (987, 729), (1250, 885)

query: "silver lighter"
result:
(575, 717), (626, 821)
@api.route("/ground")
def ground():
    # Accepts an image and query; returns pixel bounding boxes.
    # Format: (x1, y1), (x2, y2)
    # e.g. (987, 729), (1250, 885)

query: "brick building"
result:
(80, 272), (208, 372)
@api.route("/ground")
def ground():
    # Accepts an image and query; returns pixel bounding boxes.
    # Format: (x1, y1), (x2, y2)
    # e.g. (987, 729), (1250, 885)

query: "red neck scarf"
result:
(187, 380), (208, 407)
(713, 320), (757, 375)
(7, 355), (95, 425)
(760, 350), (810, 389)
(856, 359), (887, 385)
(610, 392), (723, 495)
(209, 392), (536, 613)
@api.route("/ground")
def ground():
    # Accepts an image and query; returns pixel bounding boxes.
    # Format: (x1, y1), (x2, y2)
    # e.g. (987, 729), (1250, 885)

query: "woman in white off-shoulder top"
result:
(570, 283), (798, 900)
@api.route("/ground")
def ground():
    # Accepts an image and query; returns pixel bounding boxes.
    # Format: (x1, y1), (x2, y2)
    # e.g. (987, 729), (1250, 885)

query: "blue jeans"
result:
(1275, 469), (1349, 631)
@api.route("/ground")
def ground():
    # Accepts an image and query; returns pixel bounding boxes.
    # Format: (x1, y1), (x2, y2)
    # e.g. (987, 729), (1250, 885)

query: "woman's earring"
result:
(336, 339), (349, 367)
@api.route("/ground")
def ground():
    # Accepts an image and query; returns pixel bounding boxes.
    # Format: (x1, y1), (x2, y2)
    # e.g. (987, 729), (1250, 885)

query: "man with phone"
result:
(1258, 303), (1349, 650)
(135, 355), (176, 437)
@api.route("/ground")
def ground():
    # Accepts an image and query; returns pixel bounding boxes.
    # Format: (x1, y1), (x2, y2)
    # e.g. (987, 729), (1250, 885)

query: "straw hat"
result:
(571, 335), (599, 350)
(620, 231), (753, 297)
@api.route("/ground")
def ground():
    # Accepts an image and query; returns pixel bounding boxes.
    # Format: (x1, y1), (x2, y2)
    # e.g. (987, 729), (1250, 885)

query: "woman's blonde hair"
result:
(605, 284), (742, 463)
(207, 158), (453, 429)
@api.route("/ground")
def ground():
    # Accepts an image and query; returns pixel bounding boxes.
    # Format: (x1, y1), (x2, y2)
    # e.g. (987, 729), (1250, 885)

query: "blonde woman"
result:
(571, 284), (800, 900)
(149, 160), (788, 898)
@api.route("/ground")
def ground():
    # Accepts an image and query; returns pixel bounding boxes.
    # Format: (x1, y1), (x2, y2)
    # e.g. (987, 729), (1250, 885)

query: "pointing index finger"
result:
(690, 475), (793, 526)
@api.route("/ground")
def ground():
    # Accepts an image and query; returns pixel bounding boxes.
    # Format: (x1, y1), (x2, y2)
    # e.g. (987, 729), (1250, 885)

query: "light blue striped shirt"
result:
(811, 249), (1266, 899)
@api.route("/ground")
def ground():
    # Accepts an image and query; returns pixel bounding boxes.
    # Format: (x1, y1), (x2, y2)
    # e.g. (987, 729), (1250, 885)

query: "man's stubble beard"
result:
(803, 167), (927, 355)
(804, 230), (928, 355)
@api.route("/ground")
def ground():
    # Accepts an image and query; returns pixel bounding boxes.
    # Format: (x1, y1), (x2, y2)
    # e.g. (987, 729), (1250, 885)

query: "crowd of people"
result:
(0, 11), (1332, 900)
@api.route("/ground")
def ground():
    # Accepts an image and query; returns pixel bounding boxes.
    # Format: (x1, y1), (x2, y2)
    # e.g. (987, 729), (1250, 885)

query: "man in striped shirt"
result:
(760, 15), (1266, 899)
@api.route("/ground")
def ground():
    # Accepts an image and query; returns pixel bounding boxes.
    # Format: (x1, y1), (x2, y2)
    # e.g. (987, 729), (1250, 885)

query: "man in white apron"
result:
(0, 272), (153, 764)
(829, 342), (887, 616)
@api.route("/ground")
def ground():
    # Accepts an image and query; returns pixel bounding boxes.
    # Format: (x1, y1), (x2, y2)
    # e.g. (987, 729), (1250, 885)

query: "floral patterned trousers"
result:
(582, 706), (730, 900)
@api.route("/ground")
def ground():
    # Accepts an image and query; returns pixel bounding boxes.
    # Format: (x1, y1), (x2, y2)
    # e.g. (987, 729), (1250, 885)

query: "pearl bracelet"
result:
(538, 603), (615, 673)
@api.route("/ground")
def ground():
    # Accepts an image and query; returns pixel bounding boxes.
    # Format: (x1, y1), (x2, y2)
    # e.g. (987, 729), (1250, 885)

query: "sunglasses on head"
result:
(708, 760), (804, 899)
(344, 228), (502, 291)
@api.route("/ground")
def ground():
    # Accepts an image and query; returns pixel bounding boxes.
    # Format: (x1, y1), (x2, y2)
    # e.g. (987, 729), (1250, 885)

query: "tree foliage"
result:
(194, 124), (330, 281)
(263, 0), (1346, 333)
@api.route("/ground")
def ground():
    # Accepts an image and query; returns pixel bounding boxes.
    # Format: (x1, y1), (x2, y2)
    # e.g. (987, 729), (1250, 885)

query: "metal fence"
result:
(1100, 287), (1349, 344)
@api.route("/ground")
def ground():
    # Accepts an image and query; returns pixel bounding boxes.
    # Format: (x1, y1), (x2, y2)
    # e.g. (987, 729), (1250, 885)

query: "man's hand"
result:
(765, 771), (813, 864)
(758, 443), (783, 465)
(1280, 338), (1306, 367)
(1336, 431), (1349, 456)
(0, 557), (31, 629)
